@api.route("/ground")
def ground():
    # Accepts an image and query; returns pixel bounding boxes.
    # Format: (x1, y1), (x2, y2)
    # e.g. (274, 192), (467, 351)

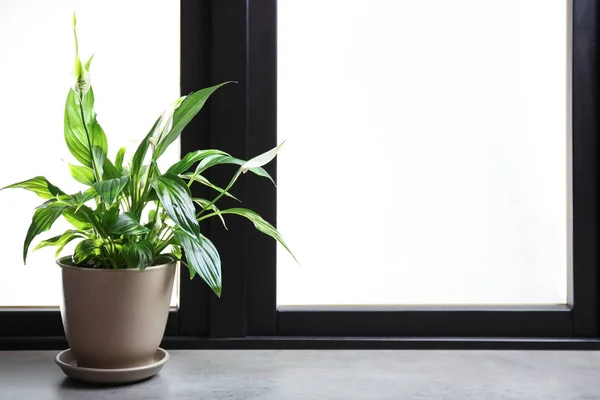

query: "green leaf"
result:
(241, 140), (286, 172)
(2, 176), (66, 200)
(73, 238), (102, 264)
(69, 164), (95, 186)
(102, 157), (121, 180)
(34, 229), (85, 258)
(115, 147), (126, 174)
(154, 82), (233, 160)
(91, 144), (106, 179)
(151, 97), (185, 145)
(180, 173), (240, 201)
(63, 205), (95, 230)
(56, 235), (83, 257)
(80, 88), (95, 130)
(131, 118), (159, 180)
(207, 207), (297, 263)
(123, 240), (154, 270)
(111, 212), (150, 235)
(151, 174), (200, 239)
(23, 202), (69, 263)
(131, 95), (187, 184)
(93, 176), (129, 205)
(131, 136), (151, 185)
(154, 253), (179, 265)
(145, 188), (159, 202)
(99, 205), (120, 232)
(82, 89), (108, 157)
(146, 208), (159, 229)
(174, 229), (221, 297)
(166, 149), (229, 175)
(64, 89), (92, 167)
(171, 244), (182, 259)
(194, 154), (274, 184)
(64, 88), (108, 178)
(191, 143), (286, 220)
(130, 117), (161, 206)
(71, 188), (97, 211)
(193, 198), (227, 229)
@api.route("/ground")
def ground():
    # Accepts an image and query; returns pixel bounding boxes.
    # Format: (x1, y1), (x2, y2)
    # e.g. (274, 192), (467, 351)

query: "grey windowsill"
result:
(0, 350), (599, 399)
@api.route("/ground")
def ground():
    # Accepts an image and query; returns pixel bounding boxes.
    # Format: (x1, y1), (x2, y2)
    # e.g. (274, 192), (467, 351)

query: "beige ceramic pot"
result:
(57, 257), (176, 369)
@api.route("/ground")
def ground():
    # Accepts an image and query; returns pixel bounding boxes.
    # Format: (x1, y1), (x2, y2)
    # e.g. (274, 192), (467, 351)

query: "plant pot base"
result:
(54, 348), (170, 385)
(58, 259), (176, 369)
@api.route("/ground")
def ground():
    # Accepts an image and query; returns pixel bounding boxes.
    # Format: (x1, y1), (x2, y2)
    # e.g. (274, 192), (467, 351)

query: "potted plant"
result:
(1, 15), (294, 384)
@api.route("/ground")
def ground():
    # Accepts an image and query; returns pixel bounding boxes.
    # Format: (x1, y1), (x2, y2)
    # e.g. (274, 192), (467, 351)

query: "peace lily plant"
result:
(1, 15), (295, 381)
(2, 15), (294, 298)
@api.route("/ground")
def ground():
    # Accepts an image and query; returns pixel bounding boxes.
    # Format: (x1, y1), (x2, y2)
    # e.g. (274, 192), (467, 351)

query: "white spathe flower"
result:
(72, 13), (92, 96)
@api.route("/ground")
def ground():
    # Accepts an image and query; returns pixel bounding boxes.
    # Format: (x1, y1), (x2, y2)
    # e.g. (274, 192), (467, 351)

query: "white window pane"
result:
(0, 1), (180, 306)
(277, 0), (568, 305)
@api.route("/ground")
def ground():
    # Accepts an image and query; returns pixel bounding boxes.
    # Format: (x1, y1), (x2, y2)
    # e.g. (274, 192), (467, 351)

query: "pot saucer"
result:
(55, 348), (169, 385)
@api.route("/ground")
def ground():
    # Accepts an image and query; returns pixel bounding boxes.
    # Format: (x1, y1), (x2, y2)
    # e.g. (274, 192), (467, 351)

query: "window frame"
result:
(207, 0), (600, 342)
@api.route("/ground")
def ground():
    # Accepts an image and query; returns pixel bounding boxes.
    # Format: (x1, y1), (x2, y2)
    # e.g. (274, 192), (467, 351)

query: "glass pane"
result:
(277, 0), (568, 305)
(0, 1), (180, 306)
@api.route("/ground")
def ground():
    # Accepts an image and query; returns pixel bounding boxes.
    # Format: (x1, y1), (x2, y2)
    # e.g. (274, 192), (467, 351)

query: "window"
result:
(277, 0), (569, 306)
(1, 0), (598, 348)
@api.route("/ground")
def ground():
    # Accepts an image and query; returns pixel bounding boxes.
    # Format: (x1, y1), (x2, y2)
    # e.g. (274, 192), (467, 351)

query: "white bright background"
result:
(0, 1), (180, 306)
(277, 0), (569, 305)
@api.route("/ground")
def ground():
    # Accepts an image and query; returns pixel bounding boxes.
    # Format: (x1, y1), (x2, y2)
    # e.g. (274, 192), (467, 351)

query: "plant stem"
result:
(196, 211), (220, 222)
(154, 229), (174, 254)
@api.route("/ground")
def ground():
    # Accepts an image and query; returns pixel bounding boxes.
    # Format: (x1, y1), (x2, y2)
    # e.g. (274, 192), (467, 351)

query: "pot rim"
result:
(56, 256), (176, 272)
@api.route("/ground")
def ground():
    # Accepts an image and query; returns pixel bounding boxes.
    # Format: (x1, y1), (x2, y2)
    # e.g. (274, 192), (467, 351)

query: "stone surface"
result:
(0, 350), (599, 399)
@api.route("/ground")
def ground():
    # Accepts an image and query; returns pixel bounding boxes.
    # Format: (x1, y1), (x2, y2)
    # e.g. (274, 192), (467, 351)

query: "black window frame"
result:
(1, 0), (599, 350)
(204, 0), (600, 346)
